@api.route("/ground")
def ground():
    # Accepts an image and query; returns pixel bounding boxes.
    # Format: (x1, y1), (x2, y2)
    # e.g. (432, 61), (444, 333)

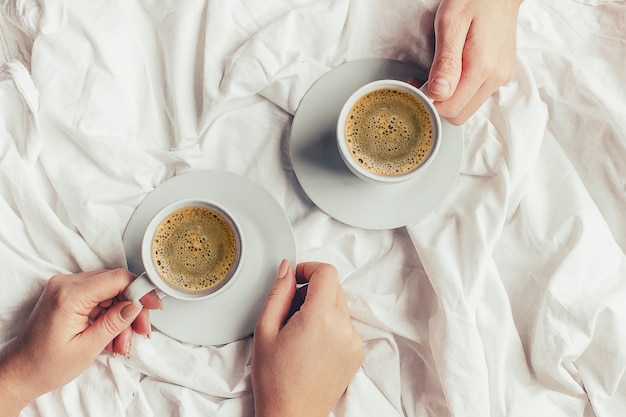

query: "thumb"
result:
(83, 301), (143, 351)
(254, 259), (296, 339)
(428, 9), (468, 100)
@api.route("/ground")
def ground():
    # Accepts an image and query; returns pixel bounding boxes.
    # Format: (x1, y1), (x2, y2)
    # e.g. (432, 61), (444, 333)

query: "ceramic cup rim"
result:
(336, 79), (442, 183)
(140, 198), (244, 301)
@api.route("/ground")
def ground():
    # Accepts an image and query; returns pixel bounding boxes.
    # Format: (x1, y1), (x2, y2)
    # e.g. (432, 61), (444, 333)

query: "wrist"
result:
(254, 398), (327, 417)
(254, 397), (297, 417)
(254, 397), (287, 417)
(0, 343), (40, 417)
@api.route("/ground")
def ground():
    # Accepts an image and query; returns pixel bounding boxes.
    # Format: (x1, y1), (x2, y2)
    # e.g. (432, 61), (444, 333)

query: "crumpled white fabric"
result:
(0, 0), (625, 416)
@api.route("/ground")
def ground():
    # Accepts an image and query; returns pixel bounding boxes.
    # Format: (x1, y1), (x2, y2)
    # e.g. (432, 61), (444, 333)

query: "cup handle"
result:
(123, 272), (164, 304)
(419, 82), (435, 103)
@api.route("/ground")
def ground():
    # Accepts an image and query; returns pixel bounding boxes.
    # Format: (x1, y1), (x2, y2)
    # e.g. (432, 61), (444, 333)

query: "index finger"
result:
(428, 1), (471, 101)
(78, 269), (138, 305)
(295, 263), (339, 309)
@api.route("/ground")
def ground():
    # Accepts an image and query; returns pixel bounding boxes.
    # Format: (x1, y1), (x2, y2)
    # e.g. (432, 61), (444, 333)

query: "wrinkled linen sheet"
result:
(1, 0), (625, 416)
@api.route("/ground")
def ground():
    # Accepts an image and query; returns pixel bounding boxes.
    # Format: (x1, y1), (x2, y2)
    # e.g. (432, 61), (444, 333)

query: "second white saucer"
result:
(290, 58), (464, 230)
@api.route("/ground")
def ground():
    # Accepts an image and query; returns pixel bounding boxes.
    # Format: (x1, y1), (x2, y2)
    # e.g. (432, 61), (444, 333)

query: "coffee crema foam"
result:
(151, 206), (238, 294)
(344, 88), (433, 176)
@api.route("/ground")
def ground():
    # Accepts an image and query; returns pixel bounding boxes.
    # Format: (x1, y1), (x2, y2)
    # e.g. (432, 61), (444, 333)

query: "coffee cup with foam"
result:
(123, 198), (244, 303)
(336, 79), (442, 183)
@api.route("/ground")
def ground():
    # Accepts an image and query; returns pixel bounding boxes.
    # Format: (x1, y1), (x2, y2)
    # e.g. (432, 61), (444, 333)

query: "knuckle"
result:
(434, 53), (461, 74)
(100, 314), (123, 336)
(435, 12), (461, 35)
(48, 278), (75, 307)
(46, 274), (66, 291)
(481, 65), (514, 92)
(109, 268), (133, 285)
(434, 14), (451, 33)
(316, 263), (338, 278)
(308, 263), (339, 287)
(467, 48), (516, 86)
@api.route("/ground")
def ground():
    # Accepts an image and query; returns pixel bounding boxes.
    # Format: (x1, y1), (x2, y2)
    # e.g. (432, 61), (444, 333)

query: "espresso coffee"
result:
(344, 87), (433, 176)
(151, 206), (238, 294)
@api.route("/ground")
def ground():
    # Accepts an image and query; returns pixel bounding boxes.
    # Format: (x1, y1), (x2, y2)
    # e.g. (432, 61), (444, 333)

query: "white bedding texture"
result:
(1, 0), (625, 416)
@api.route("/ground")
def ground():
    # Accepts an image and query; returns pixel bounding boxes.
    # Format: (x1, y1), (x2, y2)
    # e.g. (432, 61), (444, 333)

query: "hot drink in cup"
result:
(337, 79), (442, 183)
(124, 199), (243, 303)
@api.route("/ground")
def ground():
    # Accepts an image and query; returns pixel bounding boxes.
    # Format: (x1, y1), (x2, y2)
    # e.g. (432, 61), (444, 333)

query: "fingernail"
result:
(276, 259), (290, 280)
(121, 302), (142, 321)
(125, 340), (132, 360)
(430, 78), (450, 95)
(157, 297), (164, 311)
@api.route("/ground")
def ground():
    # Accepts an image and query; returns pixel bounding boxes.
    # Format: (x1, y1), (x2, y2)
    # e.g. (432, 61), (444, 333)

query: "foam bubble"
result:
(344, 88), (433, 176)
(151, 206), (238, 294)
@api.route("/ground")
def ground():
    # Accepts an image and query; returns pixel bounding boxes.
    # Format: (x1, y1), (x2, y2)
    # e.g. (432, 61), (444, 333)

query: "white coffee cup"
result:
(336, 79), (442, 183)
(123, 198), (244, 303)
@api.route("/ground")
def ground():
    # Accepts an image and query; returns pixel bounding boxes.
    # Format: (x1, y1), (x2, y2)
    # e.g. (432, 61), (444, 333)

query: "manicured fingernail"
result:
(276, 259), (289, 280)
(430, 78), (450, 95)
(121, 303), (142, 321)
(157, 297), (164, 311)
(125, 340), (132, 360)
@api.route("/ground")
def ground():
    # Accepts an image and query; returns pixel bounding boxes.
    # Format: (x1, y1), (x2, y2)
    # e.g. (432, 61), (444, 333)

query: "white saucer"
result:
(290, 58), (464, 230)
(123, 170), (296, 346)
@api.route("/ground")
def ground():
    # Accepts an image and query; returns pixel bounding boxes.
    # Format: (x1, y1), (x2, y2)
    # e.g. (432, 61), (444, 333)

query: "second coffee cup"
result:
(124, 198), (244, 303)
(336, 79), (442, 183)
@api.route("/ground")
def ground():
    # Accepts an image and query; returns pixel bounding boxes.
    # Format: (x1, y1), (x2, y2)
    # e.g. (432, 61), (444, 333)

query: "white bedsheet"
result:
(1, 0), (625, 416)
